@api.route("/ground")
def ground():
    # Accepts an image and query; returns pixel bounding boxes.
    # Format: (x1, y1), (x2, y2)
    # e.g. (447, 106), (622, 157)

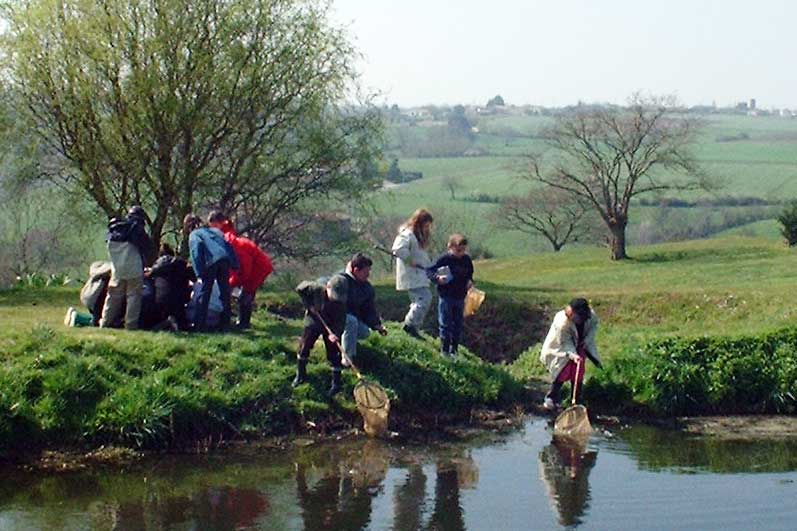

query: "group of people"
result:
(67, 204), (600, 409)
(292, 208), (477, 395)
(65, 206), (273, 333)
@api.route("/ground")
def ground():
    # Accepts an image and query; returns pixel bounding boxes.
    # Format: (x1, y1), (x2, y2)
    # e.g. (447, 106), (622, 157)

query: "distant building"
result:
(749, 98), (757, 110)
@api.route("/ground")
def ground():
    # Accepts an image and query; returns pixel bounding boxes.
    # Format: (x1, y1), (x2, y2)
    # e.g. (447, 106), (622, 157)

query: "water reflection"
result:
(3, 420), (797, 530)
(295, 440), (388, 530)
(538, 436), (598, 527)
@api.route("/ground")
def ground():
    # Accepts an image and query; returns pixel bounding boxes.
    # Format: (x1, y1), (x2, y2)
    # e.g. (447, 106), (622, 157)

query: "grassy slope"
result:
(475, 236), (797, 354)
(2, 235), (795, 452)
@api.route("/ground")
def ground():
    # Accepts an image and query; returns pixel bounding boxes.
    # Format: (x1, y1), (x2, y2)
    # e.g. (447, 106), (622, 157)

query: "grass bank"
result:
(0, 288), (525, 458)
(3, 236), (797, 457)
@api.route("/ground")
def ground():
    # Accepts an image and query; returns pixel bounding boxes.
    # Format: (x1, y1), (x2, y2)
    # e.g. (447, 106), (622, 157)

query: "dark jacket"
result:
(296, 281), (346, 336)
(150, 255), (195, 306)
(340, 272), (381, 330)
(431, 253), (474, 300)
(107, 215), (153, 265)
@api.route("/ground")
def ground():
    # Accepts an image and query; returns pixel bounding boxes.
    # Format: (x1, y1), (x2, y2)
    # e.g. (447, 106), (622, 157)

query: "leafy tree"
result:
(777, 200), (797, 246)
(386, 158), (403, 182)
(3, 0), (382, 256)
(523, 94), (709, 260)
(447, 105), (474, 140)
(487, 95), (505, 107)
(497, 188), (599, 251)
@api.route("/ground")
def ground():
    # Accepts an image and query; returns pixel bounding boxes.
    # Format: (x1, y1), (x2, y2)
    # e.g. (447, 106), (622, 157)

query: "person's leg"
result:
(546, 361), (575, 408)
(403, 287), (432, 336)
(438, 297), (451, 355)
(572, 356), (587, 404)
(124, 277), (143, 330)
(215, 261), (232, 330)
(195, 269), (217, 331)
(449, 298), (465, 355)
(342, 314), (371, 363)
(323, 334), (343, 395)
(294, 327), (321, 386)
(100, 281), (124, 328)
(237, 290), (255, 329)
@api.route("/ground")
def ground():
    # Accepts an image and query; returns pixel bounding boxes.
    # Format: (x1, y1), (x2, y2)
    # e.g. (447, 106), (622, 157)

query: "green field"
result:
(380, 113), (797, 258)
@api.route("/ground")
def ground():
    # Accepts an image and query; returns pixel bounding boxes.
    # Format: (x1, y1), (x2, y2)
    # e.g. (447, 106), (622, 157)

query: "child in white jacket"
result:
(391, 209), (434, 338)
(539, 298), (602, 409)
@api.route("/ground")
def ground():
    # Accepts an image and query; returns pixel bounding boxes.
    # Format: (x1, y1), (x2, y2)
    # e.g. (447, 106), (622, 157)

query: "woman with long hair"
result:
(391, 208), (434, 338)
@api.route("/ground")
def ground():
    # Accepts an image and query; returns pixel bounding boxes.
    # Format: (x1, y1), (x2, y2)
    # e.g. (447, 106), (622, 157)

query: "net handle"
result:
(309, 308), (363, 379)
(572, 356), (582, 405)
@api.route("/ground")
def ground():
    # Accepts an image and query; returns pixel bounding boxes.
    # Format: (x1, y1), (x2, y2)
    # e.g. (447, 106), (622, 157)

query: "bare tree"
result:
(496, 188), (599, 251)
(524, 95), (710, 259)
(441, 175), (463, 200)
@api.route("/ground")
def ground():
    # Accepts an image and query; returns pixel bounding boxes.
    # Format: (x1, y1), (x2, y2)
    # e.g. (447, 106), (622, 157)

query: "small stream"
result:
(1, 418), (796, 530)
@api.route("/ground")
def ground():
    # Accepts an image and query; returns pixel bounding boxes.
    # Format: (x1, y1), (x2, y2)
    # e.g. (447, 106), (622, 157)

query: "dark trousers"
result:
(298, 326), (342, 368)
(238, 290), (255, 329)
(438, 296), (465, 348)
(196, 260), (231, 331)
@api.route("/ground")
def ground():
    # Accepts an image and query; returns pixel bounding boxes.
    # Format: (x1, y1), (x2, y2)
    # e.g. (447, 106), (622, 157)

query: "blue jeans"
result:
(438, 296), (465, 348)
(196, 260), (231, 331)
(342, 313), (371, 362)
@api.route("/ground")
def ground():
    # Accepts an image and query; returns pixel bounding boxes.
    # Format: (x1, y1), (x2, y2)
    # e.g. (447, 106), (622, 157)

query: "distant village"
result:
(385, 96), (797, 126)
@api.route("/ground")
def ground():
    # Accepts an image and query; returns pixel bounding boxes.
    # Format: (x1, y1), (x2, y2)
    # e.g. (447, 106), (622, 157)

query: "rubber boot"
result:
(292, 359), (308, 387)
(440, 337), (451, 357)
(329, 368), (342, 396)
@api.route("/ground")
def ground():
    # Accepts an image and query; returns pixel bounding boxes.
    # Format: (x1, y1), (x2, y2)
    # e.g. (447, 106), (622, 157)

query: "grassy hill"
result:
(378, 113), (797, 258)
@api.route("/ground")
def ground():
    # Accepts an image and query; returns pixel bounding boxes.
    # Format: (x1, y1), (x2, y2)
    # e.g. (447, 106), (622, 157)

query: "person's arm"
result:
(583, 315), (602, 368)
(466, 256), (475, 290)
(362, 286), (386, 333)
(391, 231), (413, 264)
(188, 232), (204, 278)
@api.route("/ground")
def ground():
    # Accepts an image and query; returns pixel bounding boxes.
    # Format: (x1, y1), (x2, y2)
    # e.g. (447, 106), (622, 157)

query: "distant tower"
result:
(750, 98), (757, 110)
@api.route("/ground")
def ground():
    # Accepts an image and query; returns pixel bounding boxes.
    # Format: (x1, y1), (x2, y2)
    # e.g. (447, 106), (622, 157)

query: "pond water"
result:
(1, 418), (796, 530)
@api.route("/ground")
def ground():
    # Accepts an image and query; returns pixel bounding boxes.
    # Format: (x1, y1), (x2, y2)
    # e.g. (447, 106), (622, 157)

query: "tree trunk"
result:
(609, 222), (628, 260)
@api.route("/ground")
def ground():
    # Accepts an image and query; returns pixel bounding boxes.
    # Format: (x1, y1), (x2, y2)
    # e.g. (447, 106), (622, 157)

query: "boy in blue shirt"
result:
(430, 234), (474, 357)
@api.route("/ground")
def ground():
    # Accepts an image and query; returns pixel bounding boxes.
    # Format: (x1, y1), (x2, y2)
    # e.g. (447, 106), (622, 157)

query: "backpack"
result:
(80, 261), (112, 310)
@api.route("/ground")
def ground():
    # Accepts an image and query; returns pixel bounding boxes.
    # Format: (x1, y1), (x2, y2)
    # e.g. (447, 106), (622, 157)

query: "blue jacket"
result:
(188, 227), (239, 278)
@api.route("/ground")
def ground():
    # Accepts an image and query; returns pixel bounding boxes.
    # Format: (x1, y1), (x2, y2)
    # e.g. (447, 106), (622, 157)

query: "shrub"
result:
(586, 328), (797, 415)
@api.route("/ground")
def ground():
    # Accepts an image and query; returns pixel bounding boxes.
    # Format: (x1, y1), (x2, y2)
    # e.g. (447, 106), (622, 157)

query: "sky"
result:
(331, 0), (797, 109)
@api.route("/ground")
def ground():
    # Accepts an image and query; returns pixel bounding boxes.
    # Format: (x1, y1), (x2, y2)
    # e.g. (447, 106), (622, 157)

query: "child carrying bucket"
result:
(539, 298), (602, 410)
(430, 234), (474, 357)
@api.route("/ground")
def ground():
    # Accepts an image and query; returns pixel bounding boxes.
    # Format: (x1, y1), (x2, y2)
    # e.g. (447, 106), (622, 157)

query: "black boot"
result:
(450, 340), (459, 356)
(544, 381), (563, 410)
(329, 368), (342, 396)
(292, 359), (308, 387)
(440, 337), (451, 357)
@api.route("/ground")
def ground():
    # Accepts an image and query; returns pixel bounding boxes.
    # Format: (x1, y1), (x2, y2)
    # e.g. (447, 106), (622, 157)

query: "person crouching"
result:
(293, 275), (349, 396)
(539, 298), (602, 410)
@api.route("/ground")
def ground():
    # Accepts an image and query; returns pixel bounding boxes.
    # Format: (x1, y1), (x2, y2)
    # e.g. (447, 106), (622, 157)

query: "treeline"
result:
(636, 196), (778, 208)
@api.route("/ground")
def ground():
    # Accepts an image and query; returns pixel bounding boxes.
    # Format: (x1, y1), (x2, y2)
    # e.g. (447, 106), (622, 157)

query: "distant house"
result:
(403, 108), (432, 119)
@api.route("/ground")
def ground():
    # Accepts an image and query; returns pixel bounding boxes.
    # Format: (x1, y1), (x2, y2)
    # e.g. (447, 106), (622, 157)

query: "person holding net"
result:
(293, 275), (350, 396)
(539, 298), (602, 410)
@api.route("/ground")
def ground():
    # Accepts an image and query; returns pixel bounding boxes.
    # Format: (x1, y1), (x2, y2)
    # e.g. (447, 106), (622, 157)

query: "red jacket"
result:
(222, 225), (273, 294)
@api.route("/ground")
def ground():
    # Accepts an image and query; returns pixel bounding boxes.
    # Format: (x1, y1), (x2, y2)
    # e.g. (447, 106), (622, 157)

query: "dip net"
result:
(554, 405), (592, 437)
(353, 379), (390, 437)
